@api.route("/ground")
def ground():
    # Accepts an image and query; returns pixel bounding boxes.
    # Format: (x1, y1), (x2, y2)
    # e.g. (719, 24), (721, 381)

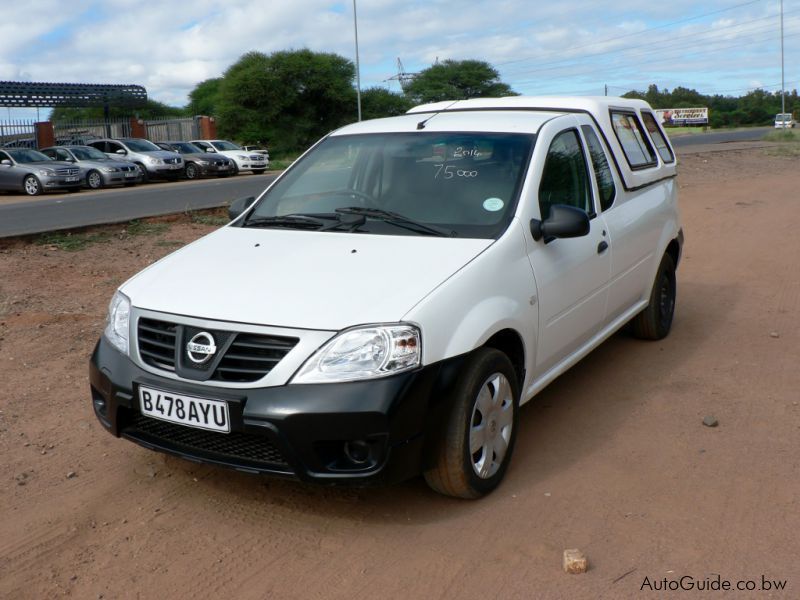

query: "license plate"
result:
(66, 176), (79, 182)
(138, 385), (230, 433)
(170, 164), (181, 170)
(125, 172), (137, 178)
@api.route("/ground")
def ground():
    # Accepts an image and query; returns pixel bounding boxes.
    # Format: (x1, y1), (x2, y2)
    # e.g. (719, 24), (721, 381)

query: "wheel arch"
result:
(482, 328), (526, 389)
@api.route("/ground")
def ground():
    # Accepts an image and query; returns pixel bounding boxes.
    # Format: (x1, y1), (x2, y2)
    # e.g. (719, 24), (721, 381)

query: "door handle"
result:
(597, 241), (609, 254)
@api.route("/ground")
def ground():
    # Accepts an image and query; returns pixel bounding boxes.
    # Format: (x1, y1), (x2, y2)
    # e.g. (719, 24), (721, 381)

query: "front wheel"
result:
(86, 170), (103, 189)
(135, 163), (149, 183)
(631, 253), (676, 340)
(424, 348), (519, 499)
(23, 175), (42, 196)
(185, 162), (198, 179)
(252, 168), (267, 175)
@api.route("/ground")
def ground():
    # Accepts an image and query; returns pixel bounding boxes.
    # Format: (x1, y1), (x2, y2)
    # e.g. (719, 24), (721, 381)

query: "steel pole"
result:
(781, 0), (786, 117)
(353, 0), (362, 122)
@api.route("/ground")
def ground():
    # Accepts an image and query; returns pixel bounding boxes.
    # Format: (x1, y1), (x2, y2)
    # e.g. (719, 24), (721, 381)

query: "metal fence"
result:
(52, 118), (131, 145)
(0, 116), (201, 149)
(0, 119), (36, 148)
(144, 116), (199, 142)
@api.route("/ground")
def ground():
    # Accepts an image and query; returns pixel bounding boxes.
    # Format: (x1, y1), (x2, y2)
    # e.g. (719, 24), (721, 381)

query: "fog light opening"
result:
(344, 440), (371, 465)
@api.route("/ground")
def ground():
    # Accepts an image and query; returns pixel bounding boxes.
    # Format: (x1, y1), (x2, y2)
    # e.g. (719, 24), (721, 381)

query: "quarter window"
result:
(610, 111), (657, 168)
(641, 112), (675, 163)
(538, 129), (593, 220)
(581, 125), (616, 211)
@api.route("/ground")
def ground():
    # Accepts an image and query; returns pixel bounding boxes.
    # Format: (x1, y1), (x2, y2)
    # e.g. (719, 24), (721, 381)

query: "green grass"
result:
(189, 213), (229, 226)
(762, 129), (800, 142)
(125, 220), (169, 236)
(663, 126), (708, 137)
(36, 231), (113, 252)
(268, 154), (299, 170)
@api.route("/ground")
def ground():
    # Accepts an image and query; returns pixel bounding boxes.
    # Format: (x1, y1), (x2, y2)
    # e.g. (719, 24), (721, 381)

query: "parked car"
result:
(189, 139), (268, 174)
(40, 145), (141, 189)
(155, 141), (234, 179)
(86, 138), (183, 182)
(0, 147), (81, 196)
(242, 145), (270, 158)
(774, 113), (795, 128)
(90, 97), (682, 498)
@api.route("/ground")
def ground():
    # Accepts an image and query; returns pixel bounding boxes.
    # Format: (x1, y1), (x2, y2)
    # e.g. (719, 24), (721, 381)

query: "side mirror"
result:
(228, 196), (256, 221)
(115, 149), (126, 155)
(0, 159), (11, 166)
(530, 204), (590, 242)
(205, 148), (215, 153)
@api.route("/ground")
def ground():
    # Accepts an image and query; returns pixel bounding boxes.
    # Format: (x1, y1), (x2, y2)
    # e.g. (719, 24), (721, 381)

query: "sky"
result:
(1, 0), (797, 120)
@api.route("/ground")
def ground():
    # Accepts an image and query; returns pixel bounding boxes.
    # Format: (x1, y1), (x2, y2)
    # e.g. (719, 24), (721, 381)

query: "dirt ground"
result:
(1, 147), (799, 599)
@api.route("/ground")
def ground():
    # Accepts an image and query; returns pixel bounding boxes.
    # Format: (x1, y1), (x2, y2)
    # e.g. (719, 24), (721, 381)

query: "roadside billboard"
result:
(655, 108), (709, 126)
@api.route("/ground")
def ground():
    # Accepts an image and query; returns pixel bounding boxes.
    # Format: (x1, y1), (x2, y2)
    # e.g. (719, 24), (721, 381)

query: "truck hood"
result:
(122, 227), (492, 331)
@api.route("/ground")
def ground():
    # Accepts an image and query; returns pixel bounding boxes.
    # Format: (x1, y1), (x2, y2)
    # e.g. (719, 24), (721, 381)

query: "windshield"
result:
(212, 140), (242, 151)
(170, 142), (202, 154)
(247, 132), (534, 239)
(122, 139), (161, 152)
(8, 149), (51, 163)
(776, 114), (791, 121)
(71, 146), (109, 161)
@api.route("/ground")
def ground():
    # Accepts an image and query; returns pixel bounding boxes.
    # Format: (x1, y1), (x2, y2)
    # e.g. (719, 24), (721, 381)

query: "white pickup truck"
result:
(90, 96), (682, 498)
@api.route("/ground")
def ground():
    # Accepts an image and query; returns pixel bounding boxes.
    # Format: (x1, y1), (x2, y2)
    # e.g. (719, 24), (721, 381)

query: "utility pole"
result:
(353, 0), (362, 122)
(780, 0), (786, 117)
(604, 84), (608, 97)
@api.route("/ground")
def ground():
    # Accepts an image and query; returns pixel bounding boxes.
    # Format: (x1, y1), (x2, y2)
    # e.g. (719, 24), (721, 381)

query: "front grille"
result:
(55, 167), (79, 176)
(164, 157), (181, 164)
(120, 165), (136, 172)
(138, 318), (177, 370)
(137, 317), (298, 383)
(124, 413), (290, 469)
(249, 155), (264, 161)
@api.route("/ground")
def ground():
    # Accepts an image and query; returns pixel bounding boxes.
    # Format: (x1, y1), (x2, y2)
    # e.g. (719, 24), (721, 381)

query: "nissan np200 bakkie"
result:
(90, 97), (683, 498)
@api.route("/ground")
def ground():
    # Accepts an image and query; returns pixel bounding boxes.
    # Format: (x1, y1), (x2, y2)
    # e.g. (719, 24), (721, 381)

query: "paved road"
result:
(670, 126), (771, 147)
(0, 174), (276, 238)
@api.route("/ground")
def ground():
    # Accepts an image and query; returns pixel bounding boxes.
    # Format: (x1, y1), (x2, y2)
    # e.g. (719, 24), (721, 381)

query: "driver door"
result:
(526, 124), (611, 376)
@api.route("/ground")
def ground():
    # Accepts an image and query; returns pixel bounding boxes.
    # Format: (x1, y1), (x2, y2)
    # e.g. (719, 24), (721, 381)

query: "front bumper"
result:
(41, 175), (82, 190)
(89, 337), (462, 485)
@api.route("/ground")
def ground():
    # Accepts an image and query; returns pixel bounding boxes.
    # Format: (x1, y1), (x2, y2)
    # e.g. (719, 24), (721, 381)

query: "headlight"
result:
(145, 156), (163, 165)
(101, 167), (118, 173)
(196, 160), (209, 165)
(37, 169), (55, 176)
(103, 291), (131, 355)
(291, 324), (421, 384)
(237, 154), (248, 160)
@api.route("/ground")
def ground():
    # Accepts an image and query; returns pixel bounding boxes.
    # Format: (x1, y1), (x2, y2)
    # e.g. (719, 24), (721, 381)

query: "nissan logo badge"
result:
(186, 332), (217, 364)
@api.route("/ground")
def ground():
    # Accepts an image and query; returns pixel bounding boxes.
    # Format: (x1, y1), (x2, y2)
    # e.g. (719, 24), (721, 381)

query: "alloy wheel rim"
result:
(469, 372), (514, 479)
(25, 178), (39, 195)
(89, 172), (101, 188)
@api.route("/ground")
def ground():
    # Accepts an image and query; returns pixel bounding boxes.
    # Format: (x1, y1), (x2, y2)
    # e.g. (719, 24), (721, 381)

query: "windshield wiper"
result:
(334, 207), (457, 237)
(242, 214), (327, 229)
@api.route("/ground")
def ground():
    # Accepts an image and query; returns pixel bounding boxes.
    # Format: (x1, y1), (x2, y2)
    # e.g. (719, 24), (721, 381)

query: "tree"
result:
(404, 59), (516, 104)
(215, 49), (357, 154)
(187, 78), (222, 116)
(50, 99), (186, 121)
(360, 87), (413, 120)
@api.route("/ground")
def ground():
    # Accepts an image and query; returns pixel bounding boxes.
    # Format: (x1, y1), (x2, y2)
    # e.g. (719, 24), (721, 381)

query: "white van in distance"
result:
(90, 97), (683, 498)
(774, 113), (795, 128)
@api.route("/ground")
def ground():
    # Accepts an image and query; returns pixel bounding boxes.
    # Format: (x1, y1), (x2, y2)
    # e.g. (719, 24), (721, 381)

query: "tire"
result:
(86, 170), (103, 189)
(631, 253), (676, 340)
(424, 348), (519, 499)
(22, 175), (42, 196)
(185, 162), (198, 180)
(231, 163), (240, 176)
(252, 168), (267, 175)
(135, 163), (149, 183)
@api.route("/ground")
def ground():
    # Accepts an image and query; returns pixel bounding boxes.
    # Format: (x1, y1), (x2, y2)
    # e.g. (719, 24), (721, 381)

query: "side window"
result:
(538, 129), (593, 220)
(641, 112), (675, 164)
(88, 141), (106, 152)
(581, 125), (616, 212)
(610, 111), (657, 168)
(42, 149), (56, 159)
(56, 149), (71, 161)
(108, 142), (122, 154)
(0, 151), (10, 162)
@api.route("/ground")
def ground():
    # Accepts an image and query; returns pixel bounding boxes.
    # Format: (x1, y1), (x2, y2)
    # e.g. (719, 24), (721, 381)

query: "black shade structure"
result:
(0, 81), (147, 108)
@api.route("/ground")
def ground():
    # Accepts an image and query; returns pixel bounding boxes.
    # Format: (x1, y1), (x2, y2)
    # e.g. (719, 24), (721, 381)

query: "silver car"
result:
(86, 138), (183, 182)
(0, 148), (81, 196)
(40, 145), (142, 189)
